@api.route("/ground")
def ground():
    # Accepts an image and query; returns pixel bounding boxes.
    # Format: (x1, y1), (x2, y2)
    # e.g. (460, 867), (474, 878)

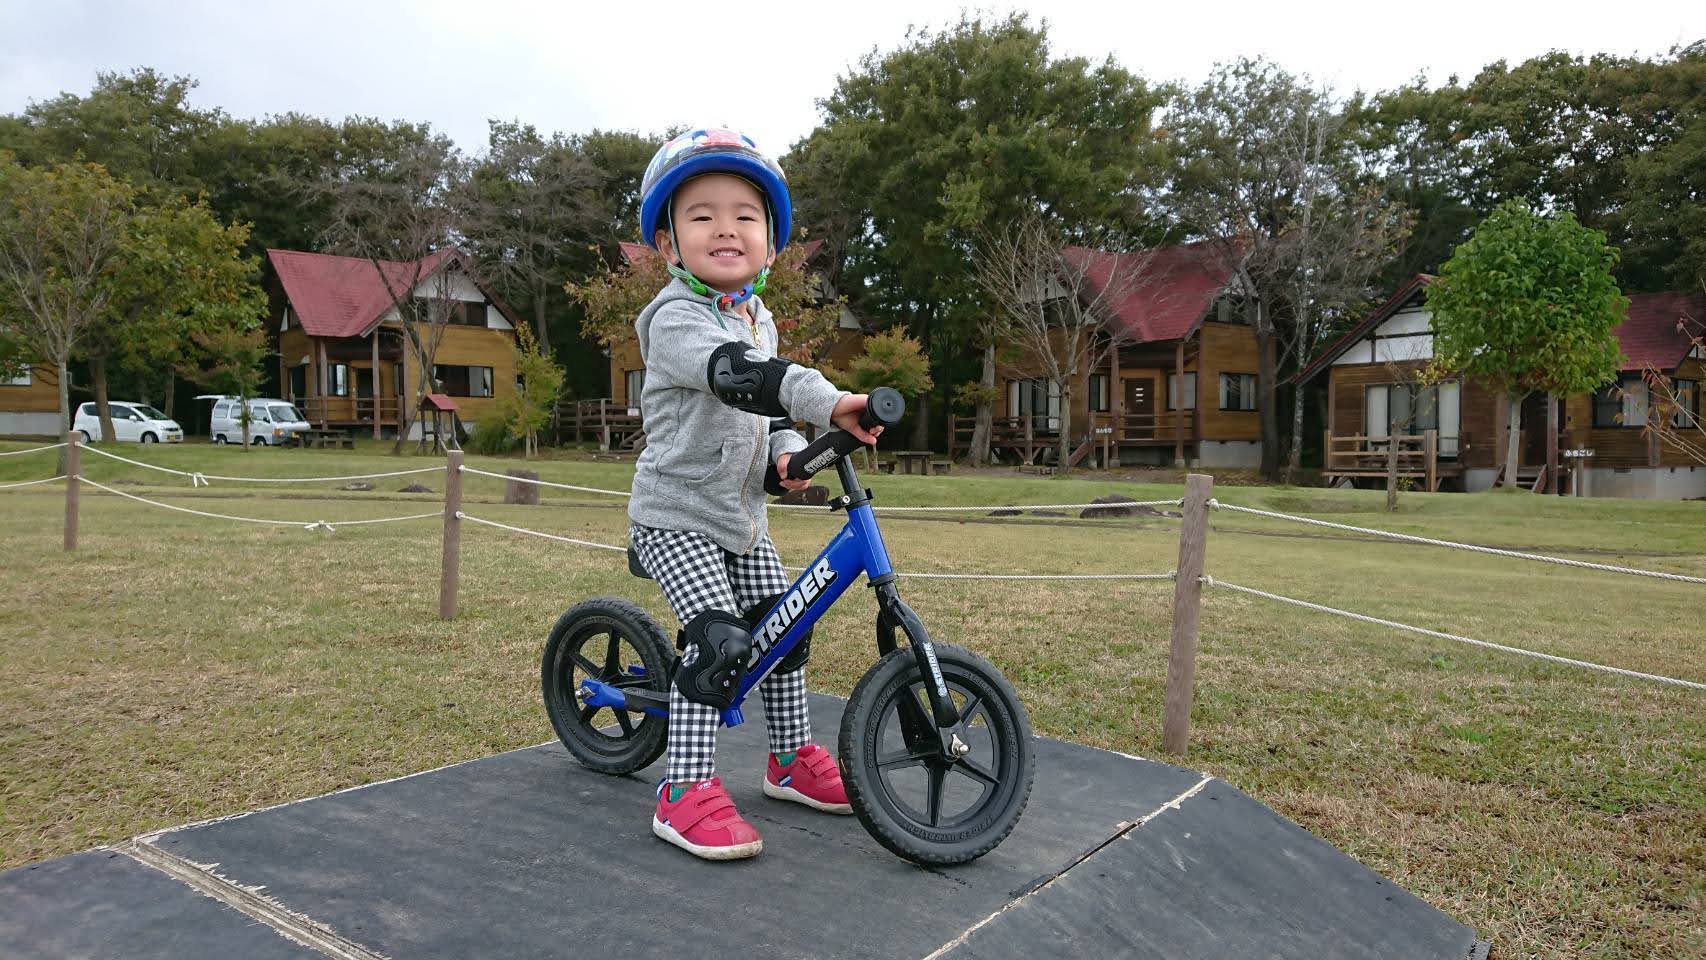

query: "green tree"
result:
(827, 328), (933, 401)
(0, 157), (135, 470)
(461, 121), (605, 347)
(789, 13), (1164, 447)
(1426, 199), (1626, 487)
(86, 196), (263, 439)
(496, 324), (566, 458)
(8, 69), (221, 198)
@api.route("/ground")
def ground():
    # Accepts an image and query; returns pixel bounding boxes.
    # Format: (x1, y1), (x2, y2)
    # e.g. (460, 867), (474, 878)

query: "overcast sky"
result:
(4, 0), (1702, 158)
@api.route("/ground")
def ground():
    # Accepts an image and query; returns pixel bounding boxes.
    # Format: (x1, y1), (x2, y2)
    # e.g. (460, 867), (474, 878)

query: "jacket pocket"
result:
(664, 435), (756, 504)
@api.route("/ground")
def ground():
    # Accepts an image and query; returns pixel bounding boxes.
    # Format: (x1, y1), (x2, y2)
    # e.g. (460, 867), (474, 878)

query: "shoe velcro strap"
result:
(671, 790), (737, 833)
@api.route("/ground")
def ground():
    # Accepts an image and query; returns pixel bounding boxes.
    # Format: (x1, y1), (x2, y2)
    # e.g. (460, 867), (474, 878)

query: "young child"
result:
(628, 128), (882, 860)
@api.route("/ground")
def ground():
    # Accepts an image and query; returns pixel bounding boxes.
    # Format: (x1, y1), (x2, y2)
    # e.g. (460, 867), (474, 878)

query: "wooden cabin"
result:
(957, 240), (1263, 468)
(1298, 277), (1705, 498)
(0, 361), (65, 438)
(266, 248), (522, 441)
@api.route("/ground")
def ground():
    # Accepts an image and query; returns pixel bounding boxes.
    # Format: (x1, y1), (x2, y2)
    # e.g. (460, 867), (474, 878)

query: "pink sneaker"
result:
(652, 777), (763, 860)
(763, 744), (853, 814)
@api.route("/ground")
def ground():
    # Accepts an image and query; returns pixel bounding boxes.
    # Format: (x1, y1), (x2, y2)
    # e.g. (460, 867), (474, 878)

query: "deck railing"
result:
(949, 410), (1196, 463)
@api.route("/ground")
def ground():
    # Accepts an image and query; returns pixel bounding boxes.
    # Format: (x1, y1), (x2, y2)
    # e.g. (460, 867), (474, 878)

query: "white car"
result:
(204, 396), (312, 446)
(72, 401), (184, 443)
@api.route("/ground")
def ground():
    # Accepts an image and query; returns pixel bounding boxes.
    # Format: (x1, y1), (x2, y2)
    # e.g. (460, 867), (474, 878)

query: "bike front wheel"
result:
(839, 643), (1034, 865)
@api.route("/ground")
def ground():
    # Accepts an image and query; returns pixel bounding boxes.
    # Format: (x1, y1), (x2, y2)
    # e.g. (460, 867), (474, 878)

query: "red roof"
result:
(268, 248), (459, 338)
(423, 393), (459, 412)
(617, 239), (824, 266)
(1061, 240), (1240, 343)
(1614, 291), (1706, 372)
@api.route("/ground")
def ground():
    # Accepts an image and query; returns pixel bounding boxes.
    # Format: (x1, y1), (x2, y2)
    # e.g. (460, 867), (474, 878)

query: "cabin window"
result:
(625, 369), (646, 409)
(461, 302), (486, 327)
(1214, 296), (1252, 325)
(289, 364), (308, 400)
(395, 363), (406, 396)
(433, 364), (494, 398)
(1087, 374), (1110, 413)
(1218, 373), (1257, 411)
(1165, 372), (1197, 411)
(2, 368), (30, 386)
(328, 364), (350, 397)
(1006, 378), (1059, 431)
(1594, 374), (1647, 428)
(1365, 381), (1460, 456)
(1671, 379), (1698, 429)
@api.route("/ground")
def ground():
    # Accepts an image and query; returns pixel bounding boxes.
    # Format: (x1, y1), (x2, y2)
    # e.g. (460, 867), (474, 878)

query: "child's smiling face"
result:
(657, 173), (772, 293)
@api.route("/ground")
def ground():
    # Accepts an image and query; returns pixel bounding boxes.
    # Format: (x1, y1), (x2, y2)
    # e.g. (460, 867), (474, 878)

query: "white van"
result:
(205, 396), (312, 446)
(72, 401), (184, 443)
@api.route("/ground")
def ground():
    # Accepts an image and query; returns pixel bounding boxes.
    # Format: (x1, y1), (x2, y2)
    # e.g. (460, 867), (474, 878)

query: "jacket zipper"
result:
(726, 302), (766, 553)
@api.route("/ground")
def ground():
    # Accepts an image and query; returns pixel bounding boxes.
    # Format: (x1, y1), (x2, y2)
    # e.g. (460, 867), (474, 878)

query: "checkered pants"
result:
(628, 523), (812, 783)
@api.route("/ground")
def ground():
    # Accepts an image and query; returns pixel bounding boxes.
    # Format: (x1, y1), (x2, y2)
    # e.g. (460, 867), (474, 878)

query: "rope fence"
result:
(0, 441), (67, 457)
(7, 436), (1702, 753)
(1201, 576), (1706, 692)
(1208, 499), (1706, 585)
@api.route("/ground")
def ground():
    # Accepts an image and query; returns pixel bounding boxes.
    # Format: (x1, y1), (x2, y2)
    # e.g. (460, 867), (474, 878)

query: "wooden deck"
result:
(1322, 431), (1460, 491)
(555, 399), (644, 451)
(295, 396), (402, 430)
(949, 411), (1198, 466)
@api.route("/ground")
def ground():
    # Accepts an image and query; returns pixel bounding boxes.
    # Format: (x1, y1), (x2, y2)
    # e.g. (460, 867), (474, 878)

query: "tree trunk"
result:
(967, 338), (995, 466)
(1385, 430), (1399, 511)
(56, 356), (72, 477)
(909, 306), (932, 450)
(1257, 322), (1280, 481)
(1056, 381), (1074, 475)
(92, 354), (115, 443)
(534, 281), (549, 348)
(1503, 390), (1525, 489)
(240, 391), (252, 450)
(1286, 382), (1306, 486)
(163, 368), (176, 420)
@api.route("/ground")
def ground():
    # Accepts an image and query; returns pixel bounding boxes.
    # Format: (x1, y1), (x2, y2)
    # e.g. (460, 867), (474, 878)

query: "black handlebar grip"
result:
(785, 388), (907, 482)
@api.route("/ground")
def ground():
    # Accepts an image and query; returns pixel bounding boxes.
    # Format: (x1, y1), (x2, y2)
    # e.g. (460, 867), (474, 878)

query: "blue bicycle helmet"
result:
(639, 127), (791, 308)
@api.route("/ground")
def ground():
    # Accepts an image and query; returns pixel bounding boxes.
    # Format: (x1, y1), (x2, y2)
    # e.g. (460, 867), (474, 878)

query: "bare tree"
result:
(1641, 296), (1705, 466)
(1273, 106), (1413, 484)
(972, 212), (1149, 473)
(312, 131), (468, 453)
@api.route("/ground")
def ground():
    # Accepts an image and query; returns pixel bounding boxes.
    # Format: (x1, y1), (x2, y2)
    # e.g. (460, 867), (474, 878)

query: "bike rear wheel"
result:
(541, 597), (672, 775)
(839, 643), (1033, 865)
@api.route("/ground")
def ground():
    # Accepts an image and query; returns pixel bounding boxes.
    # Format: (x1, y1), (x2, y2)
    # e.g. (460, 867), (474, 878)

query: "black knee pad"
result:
(744, 594), (812, 672)
(675, 610), (753, 710)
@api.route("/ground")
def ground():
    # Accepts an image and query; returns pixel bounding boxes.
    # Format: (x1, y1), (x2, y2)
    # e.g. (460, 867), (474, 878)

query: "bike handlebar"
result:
(783, 387), (905, 483)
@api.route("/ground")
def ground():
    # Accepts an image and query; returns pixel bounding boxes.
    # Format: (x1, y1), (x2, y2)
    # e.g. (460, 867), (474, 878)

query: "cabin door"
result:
(1124, 378), (1154, 440)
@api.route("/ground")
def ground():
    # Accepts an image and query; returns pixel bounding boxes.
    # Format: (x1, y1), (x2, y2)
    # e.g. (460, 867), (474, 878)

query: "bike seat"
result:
(627, 546), (653, 580)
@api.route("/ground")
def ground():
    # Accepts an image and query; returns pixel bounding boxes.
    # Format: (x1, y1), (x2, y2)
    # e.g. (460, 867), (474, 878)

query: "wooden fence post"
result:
(1162, 473), (1213, 756)
(1424, 429), (1438, 493)
(63, 431), (79, 552)
(440, 450), (463, 620)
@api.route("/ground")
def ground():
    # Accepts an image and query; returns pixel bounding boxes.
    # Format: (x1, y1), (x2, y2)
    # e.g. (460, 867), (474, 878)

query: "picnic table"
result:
(297, 428), (355, 450)
(894, 450), (933, 475)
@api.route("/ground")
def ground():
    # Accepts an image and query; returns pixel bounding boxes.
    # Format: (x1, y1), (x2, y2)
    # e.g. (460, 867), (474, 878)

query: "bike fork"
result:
(874, 584), (973, 761)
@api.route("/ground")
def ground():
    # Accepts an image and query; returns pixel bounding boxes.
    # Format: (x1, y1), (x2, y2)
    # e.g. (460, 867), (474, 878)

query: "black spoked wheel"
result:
(840, 643), (1034, 865)
(541, 597), (672, 775)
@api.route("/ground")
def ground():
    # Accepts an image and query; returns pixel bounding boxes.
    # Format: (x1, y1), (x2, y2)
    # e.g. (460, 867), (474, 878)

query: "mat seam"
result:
(115, 838), (390, 960)
(918, 774), (1215, 959)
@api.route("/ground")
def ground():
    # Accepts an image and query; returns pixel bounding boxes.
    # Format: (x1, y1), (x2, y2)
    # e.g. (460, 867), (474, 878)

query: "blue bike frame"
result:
(579, 458), (963, 734)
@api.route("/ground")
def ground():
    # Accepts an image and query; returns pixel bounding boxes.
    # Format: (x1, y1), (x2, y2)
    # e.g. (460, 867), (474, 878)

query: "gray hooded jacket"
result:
(628, 279), (846, 554)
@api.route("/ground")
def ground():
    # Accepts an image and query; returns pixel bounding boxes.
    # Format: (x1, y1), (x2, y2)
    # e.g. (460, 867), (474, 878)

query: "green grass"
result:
(2, 438), (1703, 959)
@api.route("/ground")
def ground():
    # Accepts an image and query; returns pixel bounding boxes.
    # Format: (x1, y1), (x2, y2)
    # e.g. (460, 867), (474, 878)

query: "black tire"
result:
(77, 430), (92, 443)
(251, 436), (266, 446)
(213, 434), (226, 445)
(541, 597), (672, 775)
(141, 432), (157, 443)
(840, 643), (1034, 865)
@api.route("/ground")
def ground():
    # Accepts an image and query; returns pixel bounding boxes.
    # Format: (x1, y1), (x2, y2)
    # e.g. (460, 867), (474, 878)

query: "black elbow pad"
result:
(707, 341), (792, 417)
